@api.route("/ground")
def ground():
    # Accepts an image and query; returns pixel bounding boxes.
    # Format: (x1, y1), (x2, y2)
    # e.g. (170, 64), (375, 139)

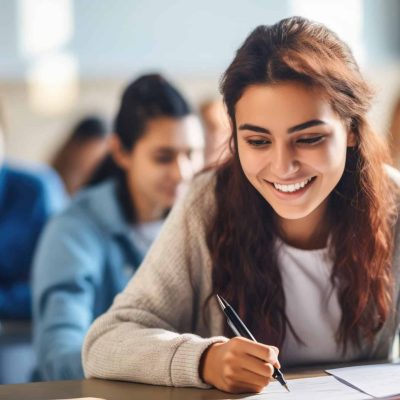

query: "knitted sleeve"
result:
(82, 172), (228, 388)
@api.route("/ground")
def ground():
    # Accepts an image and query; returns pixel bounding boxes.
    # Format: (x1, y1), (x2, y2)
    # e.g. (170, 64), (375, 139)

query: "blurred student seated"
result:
(0, 112), (66, 321)
(32, 74), (204, 381)
(199, 98), (230, 166)
(51, 116), (110, 195)
(0, 103), (66, 383)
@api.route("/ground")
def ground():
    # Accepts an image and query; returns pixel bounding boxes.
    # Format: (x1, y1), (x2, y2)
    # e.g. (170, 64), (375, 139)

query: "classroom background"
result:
(0, 0), (399, 165)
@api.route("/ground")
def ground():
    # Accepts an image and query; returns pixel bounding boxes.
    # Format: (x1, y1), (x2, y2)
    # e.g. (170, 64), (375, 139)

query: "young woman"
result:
(32, 74), (204, 381)
(82, 18), (400, 394)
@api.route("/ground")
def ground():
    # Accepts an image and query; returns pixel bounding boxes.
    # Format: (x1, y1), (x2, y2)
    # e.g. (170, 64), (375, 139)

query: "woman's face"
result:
(113, 115), (204, 222)
(236, 81), (355, 226)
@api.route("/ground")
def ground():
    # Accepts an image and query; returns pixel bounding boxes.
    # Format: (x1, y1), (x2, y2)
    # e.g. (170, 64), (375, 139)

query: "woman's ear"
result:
(109, 135), (130, 171)
(347, 130), (357, 147)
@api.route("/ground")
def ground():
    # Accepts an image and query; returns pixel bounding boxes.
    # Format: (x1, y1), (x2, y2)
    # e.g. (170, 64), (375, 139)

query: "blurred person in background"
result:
(32, 74), (204, 381)
(388, 95), (400, 168)
(199, 98), (230, 166)
(51, 116), (110, 195)
(0, 102), (66, 321)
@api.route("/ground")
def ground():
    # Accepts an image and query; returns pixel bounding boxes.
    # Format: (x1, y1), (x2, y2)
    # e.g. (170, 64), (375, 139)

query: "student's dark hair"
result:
(89, 73), (191, 221)
(206, 17), (398, 353)
(69, 116), (108, 141)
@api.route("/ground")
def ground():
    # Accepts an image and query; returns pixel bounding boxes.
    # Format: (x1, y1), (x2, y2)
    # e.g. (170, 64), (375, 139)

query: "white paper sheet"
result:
(240, 376), (372, 399)
(327, 363), (400, 398)
(53, 398), (106, 400)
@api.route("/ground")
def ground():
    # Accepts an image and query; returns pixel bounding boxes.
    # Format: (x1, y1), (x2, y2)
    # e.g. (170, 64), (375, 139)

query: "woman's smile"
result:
(264, 176), (317, 200)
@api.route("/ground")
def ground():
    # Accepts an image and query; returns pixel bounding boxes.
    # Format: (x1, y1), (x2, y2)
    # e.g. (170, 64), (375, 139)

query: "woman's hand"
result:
(200, 337), (280, 393)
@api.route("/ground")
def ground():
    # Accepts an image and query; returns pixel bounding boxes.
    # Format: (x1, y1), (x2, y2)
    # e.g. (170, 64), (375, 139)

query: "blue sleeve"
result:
(0, 170), (66, 319)
(0, 283), (31, 319)
(32, 210), (105, 381)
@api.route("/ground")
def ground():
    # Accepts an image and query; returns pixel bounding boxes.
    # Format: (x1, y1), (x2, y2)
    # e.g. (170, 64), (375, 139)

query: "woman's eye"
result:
(247, 139), (271, 147)
(297, 136), (324, 145)
(154, 155), (174, 164)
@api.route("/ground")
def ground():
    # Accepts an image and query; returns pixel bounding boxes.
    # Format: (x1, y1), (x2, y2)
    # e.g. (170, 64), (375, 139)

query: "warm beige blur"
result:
(388, 96), (400, 168)
(52, 138), (109, 195)
(200, 98), (231, 166)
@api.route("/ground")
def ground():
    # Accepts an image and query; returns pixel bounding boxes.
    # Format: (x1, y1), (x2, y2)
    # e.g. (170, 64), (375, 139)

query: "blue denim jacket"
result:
(0, 163), (66, 319)
(32, 179), (159, 381)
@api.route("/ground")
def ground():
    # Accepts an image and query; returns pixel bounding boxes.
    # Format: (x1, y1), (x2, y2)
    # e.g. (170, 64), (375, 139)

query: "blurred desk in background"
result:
(0, 320), (35, 384)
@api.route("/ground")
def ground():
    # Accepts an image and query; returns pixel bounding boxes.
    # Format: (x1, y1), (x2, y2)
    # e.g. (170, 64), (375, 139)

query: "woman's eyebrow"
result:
(287, 119), (326, 133)
(238, 123), (270, 134)
(238, 119), (327, 135)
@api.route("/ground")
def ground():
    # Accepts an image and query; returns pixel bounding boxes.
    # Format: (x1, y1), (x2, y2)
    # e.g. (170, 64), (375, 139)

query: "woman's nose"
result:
(269, 143), (300, 178)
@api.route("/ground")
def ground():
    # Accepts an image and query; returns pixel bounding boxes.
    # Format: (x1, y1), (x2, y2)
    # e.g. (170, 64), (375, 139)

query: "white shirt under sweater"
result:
(278, 239), (358, 365)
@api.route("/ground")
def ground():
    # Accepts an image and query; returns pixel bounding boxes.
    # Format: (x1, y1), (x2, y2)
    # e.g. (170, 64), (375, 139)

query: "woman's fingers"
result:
(219, 362), (272, 393)
(200, 338), (281, 394)
(229, 337), (279, 366)
(225, 375), (272, 394)
(237, 354), (275, 379)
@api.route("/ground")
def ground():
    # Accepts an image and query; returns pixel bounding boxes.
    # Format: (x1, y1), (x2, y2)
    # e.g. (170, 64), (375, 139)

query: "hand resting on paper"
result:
(200, 337), (280, 394)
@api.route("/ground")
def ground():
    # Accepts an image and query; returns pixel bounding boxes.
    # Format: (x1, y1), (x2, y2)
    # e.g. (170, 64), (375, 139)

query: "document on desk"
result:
(54, 398), (105, 400)
(326, 363), (400, 398)
(240, 376), (372, 399)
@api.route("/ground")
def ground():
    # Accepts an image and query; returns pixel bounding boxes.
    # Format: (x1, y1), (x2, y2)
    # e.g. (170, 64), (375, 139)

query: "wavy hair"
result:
(207, 17), (398, 352)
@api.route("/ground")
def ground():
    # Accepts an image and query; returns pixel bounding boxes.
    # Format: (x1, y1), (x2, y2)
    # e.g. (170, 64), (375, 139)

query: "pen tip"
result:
(284, 384), (290, 392)
(216, 294), (225, 309)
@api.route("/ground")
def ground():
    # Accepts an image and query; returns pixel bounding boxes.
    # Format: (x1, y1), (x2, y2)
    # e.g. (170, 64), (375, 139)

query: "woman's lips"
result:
(265, 176), (316, 199)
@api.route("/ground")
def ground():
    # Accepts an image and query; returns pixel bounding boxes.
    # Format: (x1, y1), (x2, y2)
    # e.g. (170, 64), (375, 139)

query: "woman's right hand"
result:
(200, 337), (280, 394)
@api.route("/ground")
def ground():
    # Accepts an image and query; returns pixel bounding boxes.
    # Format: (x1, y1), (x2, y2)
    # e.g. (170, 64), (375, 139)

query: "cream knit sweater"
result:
(83, 170), (400, 388)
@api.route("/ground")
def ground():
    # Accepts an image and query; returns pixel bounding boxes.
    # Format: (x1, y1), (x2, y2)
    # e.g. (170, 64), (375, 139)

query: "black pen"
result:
(216, 294), (290, 392)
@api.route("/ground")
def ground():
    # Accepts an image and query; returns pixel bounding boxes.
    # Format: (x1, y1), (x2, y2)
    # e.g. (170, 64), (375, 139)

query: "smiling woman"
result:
(82, 17), (400, 395)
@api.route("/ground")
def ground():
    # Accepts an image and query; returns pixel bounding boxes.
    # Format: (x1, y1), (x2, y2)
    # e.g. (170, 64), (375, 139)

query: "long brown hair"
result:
(207, 17), (398, 352)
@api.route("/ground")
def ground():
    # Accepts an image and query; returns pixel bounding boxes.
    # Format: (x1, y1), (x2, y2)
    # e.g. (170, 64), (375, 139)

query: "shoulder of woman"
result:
(181, 170), (217, 209)
(44, 183), (114, 247)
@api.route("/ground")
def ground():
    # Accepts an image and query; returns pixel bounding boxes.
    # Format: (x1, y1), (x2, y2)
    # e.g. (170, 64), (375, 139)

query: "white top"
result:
(278, 239), (358, 365)
(130, 219), (164, 256)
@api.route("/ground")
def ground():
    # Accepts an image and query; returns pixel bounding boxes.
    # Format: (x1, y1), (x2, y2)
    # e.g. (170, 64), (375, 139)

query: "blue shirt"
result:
(0, 164), (66, 319)
(32, 179), (163, 381)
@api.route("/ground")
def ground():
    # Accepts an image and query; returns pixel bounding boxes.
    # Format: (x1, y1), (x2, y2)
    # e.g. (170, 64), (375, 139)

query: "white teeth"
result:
(273, 177), (313, 193)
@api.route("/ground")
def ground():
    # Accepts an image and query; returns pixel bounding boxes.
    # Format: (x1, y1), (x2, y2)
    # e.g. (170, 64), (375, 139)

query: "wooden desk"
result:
(0, 370), (325, 400)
